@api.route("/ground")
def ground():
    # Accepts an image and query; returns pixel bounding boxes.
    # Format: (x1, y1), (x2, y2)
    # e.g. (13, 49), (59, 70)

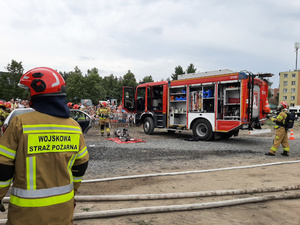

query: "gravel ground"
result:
(71, 125), (300, 225)
(1, 124), (300, 225)
(84, 125), (300, 179)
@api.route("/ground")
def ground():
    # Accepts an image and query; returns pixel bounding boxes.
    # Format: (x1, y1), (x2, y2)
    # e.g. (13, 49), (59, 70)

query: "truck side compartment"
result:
(122, 69), (272, 141)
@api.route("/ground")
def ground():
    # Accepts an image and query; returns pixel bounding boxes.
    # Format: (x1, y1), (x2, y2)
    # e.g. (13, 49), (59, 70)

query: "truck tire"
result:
(192, 119), (213, 141)
(143, 117), (154, 135)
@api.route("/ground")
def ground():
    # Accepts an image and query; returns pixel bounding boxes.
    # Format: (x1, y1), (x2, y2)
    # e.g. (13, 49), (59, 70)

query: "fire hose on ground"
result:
(81, 160), (300, 183)
(73, 191), (300, 220)
(0, 160), (299, 223)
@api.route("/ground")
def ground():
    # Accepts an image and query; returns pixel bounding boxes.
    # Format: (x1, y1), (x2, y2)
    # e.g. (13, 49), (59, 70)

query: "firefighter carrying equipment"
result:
(0, 111), (89, 225)
(266, 109), (290, 156)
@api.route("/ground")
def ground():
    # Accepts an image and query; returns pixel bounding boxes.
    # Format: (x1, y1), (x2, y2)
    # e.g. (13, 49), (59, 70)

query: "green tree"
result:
(0, 71), (11, 100)
(85, 67), (105, 104)
(102, 74), (122, 103)
(1, 60), (26, 100)
(268, 80), (273, 98)
(59, 71), (70, 82)
(65, 66), (85, 103)
(141, 75), (154, 83)
(186, 63), (197, 74)
(171, 65), (184, 80)
(115, 76), (125, 104)
(122, 70), (137, 87)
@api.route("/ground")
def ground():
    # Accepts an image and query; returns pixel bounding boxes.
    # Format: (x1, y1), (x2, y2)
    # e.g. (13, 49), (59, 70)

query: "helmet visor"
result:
(18, 83), (30, 91)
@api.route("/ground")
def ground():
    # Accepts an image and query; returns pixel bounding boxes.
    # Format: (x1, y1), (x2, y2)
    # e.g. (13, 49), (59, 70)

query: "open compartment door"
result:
(122, 86), (136, 113)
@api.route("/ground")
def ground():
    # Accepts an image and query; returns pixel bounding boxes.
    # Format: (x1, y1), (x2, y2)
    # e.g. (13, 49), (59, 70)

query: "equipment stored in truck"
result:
(122, 69), (272, 141)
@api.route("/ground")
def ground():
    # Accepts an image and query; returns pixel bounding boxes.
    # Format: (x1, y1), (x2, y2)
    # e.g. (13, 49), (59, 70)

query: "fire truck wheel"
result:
(143, 117), (154, 135)
(192, 119), (213, 141)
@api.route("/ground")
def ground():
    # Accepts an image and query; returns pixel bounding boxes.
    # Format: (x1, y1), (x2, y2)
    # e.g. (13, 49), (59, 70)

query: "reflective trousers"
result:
(100, 119), (110, 135)
(271, 127), (290, 152)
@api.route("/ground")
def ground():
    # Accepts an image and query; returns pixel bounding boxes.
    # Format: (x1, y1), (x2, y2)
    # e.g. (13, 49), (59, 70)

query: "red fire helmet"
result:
(18, 67), (66, 97)
(280, 101), (288, 109)
(4, 102), (11, 109)
(73, 104), (79, 109)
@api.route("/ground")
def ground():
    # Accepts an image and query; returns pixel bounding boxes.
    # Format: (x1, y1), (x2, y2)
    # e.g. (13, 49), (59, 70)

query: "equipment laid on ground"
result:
(122, 69), (272, 141)
(114, 127), (131, 142)
(111, 119), (131, 142)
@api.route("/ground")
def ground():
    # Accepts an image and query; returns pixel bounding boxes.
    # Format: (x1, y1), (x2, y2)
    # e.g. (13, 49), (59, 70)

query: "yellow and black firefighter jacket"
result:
(270, 109), (289, 152)
(0, 111), (89, 225)
(271, 109), (287, 129)
(97, 106), (110, 123)
(0, 108), (5, 127)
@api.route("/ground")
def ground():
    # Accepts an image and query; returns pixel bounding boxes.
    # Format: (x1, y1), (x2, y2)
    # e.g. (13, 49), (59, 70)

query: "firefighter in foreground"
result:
(97, 101), (111, 136)
(265, 101), (290, 156)
(0, 67), (89, 225)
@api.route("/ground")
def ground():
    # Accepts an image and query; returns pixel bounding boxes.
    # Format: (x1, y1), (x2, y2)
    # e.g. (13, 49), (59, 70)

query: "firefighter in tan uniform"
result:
(0, 102), (11, 138)
(67, 102), (73, 109)
(0, 101), (6, 137)
(0, 67), (89, 225)
(265, 101), (290, 156)
(97, 102), (110, 136)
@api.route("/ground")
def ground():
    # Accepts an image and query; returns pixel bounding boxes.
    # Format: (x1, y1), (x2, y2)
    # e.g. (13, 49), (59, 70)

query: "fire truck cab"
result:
(123, 69), (272, 141)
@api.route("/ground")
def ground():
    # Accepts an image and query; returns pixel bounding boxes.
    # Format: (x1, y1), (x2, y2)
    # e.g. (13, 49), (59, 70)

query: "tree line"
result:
(0, 60), (197, 105)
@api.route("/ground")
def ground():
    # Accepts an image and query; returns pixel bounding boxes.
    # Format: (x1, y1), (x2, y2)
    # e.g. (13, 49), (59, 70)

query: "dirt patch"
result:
(1, 123), (299, 225)
(71, 123), (300, 225)
(74, 161), (300, 225)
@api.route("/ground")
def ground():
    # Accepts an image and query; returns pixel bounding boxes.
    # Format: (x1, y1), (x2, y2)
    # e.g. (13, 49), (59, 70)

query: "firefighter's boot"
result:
(265, 150), (276, 156)
(101, 133), (104, 136)
(0, 201), (5, 212)
(107, 133), (110, 137)
(281, 151), (289, 156)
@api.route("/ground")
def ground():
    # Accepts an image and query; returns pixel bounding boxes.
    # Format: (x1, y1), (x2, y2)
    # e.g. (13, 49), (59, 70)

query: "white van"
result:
(289, 106), (300, 120)
(81, 99), (93, 107)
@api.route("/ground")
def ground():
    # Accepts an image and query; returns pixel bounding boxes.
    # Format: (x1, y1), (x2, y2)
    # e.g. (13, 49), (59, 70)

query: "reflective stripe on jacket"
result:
(97, 107), (110, 119)
(0, 111), (89, 225)
(274, 110), (287, 129)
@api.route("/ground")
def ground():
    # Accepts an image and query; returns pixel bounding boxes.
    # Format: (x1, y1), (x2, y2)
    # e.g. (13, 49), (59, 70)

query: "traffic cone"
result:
(289, 129), (295, 140)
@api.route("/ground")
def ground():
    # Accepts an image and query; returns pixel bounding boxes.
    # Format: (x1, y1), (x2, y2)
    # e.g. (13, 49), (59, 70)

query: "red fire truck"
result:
(122, 69), (272, 140)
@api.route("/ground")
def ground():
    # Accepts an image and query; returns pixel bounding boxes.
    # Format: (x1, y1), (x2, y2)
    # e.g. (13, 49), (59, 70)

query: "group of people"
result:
(66, 100), (134, 137)
(93, 101), (134, 137)
(0, 99), (31, 110)
(0, 66), (294, 225)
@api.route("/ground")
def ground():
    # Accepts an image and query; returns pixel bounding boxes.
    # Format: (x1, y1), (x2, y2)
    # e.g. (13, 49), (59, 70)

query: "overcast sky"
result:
(1, 0), (300, 88)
